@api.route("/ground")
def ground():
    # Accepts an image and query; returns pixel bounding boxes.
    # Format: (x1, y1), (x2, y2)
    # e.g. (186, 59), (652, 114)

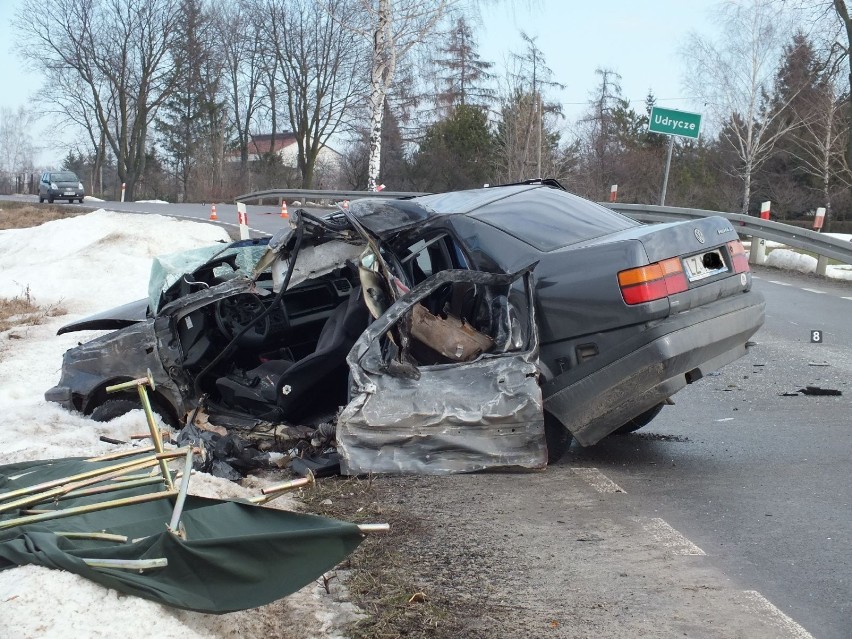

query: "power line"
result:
(560, 96), (702, 105)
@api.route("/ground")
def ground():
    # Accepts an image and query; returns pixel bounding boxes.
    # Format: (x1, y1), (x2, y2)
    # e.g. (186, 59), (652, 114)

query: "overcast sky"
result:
(0, 0), (721, 167)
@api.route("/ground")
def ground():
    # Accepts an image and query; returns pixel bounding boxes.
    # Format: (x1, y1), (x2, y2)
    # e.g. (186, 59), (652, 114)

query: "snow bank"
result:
(766, 248), (852, 281)
(0, 211), (355, 639)
(134, 199), (170, 204)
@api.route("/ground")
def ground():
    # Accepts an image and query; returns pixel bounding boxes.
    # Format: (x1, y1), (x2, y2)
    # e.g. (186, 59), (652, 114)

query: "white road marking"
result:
(768, 280), (791, 286)
(641, 518), (706, 555)
(843, 297), (852, 302)
(573, 468), (625, 493)
(801, 288), (826, 294)
(715, 418), (734, 422)
(741, 591), (816, 639)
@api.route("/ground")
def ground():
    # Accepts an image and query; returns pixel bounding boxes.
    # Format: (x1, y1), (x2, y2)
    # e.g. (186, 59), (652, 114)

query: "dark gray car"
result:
(46, 180), (764, 473)
(38, 170), (85, 203)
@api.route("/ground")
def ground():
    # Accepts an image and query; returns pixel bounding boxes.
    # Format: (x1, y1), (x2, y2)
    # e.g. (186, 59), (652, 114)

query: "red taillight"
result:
(618, 257), (688, 305)
(727, 240), (750, 273)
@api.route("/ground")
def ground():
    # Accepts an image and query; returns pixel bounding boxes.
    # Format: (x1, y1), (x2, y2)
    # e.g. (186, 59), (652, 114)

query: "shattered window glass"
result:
(148, 243), (269, 312)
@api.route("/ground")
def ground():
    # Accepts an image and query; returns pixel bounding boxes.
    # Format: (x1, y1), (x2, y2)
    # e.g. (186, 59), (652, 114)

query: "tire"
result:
(38, 196), (44, 203)
(544, 412), (573, 464)
(611, 402), (665, 436)
(90, 397), (178, 428)
(47, 196), (54, 204)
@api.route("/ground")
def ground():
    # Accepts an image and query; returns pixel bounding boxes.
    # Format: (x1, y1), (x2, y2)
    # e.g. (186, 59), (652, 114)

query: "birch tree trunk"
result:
(368, 0), (394, 191)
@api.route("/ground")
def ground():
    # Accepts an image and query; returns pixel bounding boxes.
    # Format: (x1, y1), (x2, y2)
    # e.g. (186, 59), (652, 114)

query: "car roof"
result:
(347, 184), (637, 251)
(347, 185), (547, 239)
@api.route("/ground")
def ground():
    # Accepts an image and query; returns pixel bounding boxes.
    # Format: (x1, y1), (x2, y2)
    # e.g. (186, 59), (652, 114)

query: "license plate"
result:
(682, 249), (728, 282)
(64, 191), (74, 195)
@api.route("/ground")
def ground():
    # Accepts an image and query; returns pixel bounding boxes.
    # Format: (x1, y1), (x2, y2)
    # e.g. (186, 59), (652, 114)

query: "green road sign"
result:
(649, 106), (702, 139)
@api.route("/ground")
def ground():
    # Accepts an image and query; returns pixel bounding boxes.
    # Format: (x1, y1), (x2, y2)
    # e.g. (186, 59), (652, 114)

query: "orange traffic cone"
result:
(280, 201), (288, 218)
(210, 204), (218, 221)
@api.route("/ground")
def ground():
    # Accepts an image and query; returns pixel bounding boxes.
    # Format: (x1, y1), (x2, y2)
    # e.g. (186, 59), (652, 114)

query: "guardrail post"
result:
(816, 255), (828, 277)
(747, 237), (767, 266)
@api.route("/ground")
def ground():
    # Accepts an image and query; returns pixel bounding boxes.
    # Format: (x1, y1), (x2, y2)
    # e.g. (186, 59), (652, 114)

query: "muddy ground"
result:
(301, 460), (802, 639)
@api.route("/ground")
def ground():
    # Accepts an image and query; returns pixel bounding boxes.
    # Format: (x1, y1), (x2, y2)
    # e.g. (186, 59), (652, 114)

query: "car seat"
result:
(215, 287), (370, 421)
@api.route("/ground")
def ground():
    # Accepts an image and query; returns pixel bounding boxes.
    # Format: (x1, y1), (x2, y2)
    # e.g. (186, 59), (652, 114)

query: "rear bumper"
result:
(45, 189), (84, 199)
(543, 292), (765, 446)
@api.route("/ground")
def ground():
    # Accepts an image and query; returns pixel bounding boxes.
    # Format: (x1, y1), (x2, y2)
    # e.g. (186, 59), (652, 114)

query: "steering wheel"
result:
(214, 293), (271, 348)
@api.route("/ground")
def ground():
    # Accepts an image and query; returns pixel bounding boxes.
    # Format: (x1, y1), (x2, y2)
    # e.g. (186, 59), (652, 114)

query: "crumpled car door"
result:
(337, 266), (546, 475)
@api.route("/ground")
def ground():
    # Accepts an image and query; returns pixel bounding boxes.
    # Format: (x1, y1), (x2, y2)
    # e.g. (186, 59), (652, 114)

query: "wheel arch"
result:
(82, 377), (180, 426)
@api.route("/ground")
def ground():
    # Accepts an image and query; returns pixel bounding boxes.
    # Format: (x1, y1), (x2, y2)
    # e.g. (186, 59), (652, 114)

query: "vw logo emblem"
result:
(694, 228), (705, 244)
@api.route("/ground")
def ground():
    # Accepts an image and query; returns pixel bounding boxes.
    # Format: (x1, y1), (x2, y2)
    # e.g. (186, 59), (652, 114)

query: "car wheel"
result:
(544, 411), (573, 464)
(611, 402), (665, 436)
(47, 196), (54, 204)
(38, 196), (44, 203)
(90, 398), (178, 428)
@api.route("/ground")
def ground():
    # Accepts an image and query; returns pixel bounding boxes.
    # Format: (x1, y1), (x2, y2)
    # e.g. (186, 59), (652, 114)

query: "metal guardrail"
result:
(604, 202), (852, 266)
(235, 188), (424, 204)
(234, 188), (852, 267)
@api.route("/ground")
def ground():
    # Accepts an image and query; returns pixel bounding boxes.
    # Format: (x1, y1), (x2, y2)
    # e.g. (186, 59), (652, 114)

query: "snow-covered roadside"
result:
(748, 234), (852, 282)
(0, 211), (359, 639)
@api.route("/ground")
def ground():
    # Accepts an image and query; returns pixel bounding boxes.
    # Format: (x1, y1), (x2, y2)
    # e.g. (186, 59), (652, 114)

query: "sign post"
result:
(648, 106), (702, 206)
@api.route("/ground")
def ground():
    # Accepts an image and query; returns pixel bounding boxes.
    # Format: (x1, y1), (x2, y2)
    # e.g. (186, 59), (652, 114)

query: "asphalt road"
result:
(563, 267), (852, 638)
(3, 194), (316, 236)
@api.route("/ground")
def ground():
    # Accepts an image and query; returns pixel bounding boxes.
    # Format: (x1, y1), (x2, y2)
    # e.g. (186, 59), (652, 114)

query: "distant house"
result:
(226, 132), (342, 169)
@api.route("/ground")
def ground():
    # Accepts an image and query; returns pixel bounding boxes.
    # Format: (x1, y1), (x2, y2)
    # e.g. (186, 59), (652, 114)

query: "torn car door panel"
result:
(338, 267), (546, 475)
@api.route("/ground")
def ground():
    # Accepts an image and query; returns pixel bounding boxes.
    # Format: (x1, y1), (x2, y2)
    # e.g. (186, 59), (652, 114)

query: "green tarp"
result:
(0, 456), (364, 613)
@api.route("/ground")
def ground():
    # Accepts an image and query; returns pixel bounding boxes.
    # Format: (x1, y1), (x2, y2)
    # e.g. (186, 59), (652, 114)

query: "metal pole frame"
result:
(660, 135), (674, 206)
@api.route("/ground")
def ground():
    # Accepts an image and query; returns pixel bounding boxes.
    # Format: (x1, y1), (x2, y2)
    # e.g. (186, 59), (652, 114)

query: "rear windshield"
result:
(469, 187), (639, 251)
(52, 172), (79, 182)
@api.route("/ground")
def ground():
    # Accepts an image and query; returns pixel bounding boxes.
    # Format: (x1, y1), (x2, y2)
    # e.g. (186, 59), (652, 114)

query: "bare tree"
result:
(263, 0), (367, 188)
(493, 33), (564, 182)
(831, 1), (852, 173)
(15, 0), (182, 200)
(352, 0), (453, 191)
(216, 0), (267, 189)
(0, 106), (36, 177)
(684, 0), (801, 213)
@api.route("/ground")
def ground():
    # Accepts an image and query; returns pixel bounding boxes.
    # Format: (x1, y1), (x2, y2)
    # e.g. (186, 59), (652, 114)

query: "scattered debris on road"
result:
(799, 386), (842, 396)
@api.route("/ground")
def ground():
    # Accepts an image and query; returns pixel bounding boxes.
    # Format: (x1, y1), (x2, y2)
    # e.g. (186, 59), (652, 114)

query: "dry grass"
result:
(0, 286), (66, 334)
(299, 476), (456, 639)
(0, 200), (92, 230)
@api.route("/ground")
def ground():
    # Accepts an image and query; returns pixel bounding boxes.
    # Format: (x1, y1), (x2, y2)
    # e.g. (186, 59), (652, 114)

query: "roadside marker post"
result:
(814, 207), (828, 275)
(760, 201), (771, 220)
(237, 202), (249, 239)
(813, 207), (825, 231)
(120, 183), (126, 203)
(610, 184), (618, 202)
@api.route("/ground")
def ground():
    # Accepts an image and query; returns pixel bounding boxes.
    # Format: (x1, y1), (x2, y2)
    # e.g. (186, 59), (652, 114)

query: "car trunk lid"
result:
(616, 216), (749, 309)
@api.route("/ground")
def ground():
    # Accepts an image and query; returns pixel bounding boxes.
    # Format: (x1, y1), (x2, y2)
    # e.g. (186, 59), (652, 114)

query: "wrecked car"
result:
(46, 180), (765, 472)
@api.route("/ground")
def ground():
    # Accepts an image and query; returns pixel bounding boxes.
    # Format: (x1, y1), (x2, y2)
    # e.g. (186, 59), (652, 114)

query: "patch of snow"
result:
(764, 248), (852, 281)
(765, 248), (818, 274)
(83, 195), (105, 202)
(134, 199), (170, 204)
(0, 211), (355, 639)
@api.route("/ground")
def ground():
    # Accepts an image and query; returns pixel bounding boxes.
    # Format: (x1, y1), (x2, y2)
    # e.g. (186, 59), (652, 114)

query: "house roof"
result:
(247, 133), (297, 155)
